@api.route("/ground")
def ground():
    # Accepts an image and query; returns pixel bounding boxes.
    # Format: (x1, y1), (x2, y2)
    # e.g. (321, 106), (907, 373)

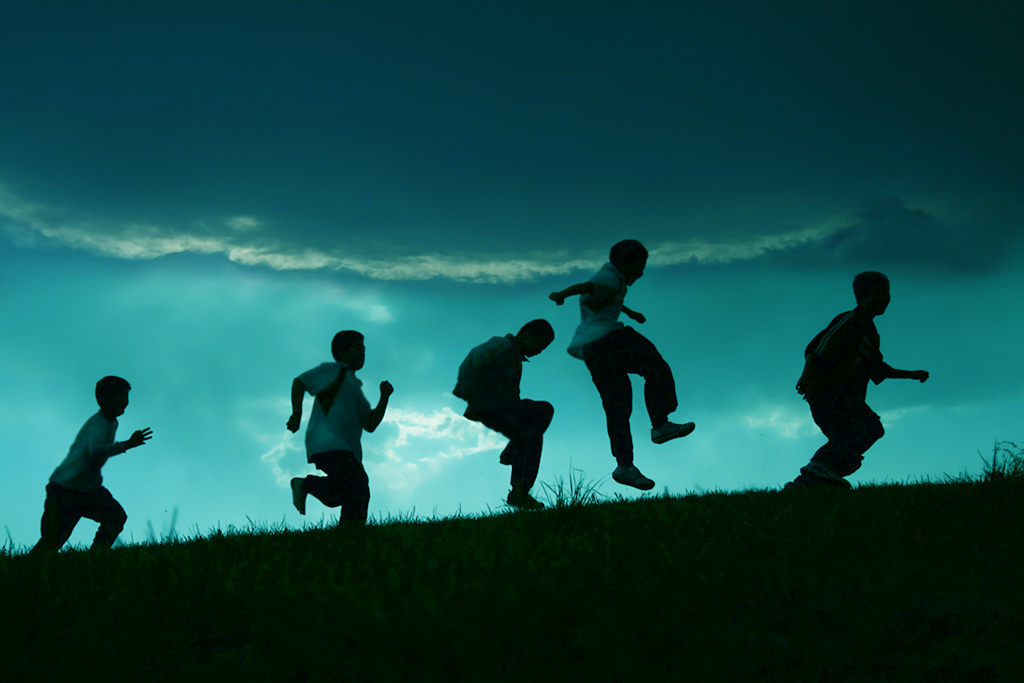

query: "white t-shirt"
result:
(299, 362), (372, 462)
(50, 412), (123, 491)
(567, 262), (628, 359)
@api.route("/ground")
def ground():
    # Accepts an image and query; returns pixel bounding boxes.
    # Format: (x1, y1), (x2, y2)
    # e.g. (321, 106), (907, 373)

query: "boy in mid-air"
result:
(454, 319), (556, 510)
(788, 271), (929, 488)
(31, 376), (153, 553)
(287, 331), (393, 524)
(550, 239), (694, 491)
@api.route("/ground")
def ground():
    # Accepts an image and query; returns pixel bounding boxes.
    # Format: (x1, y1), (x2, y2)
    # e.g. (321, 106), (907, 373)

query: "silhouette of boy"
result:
(788, 271), (929, 488)
(550, 239), (694, 491)
(287, 331), (393, 524)
(31, 376), (153, 553)
(454, 319), (555, 510)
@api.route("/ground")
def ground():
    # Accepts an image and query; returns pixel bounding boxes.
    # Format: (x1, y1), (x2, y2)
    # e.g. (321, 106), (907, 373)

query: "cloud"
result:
(366, 406), (507, 492)
(771, 197), (1018, 274)
(0, 185), (838, 282)
(6, 185), (1015, 283)
(744, 403), (816, 440)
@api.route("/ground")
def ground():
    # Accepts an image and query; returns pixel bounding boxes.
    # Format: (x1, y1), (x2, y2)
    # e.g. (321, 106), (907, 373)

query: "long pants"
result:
(584, 327), (678, 467)
(31, 482), (127, 553)
(469, 399), (553, 492)
(306, 450), (370, 524)
(807, 396), (885, 477)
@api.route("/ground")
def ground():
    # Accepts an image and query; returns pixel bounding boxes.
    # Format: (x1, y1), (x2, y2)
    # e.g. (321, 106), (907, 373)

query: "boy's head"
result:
(853, 271), (891, 316)
(332, 330), (366, 369)
(96, 376), (131, 418)
(515, 319), (555, 357)
(609, 239), (648, 285)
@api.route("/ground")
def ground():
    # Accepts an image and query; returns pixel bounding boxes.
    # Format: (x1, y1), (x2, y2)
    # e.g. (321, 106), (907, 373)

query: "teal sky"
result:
(2, 1), (1022, 548)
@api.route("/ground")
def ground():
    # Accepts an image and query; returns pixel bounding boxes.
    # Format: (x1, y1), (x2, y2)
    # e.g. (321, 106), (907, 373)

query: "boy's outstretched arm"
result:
(364, 381), (394, 432)
(549, 282), (594, 305)
(125, 428), (153, 450)
(287, 378), (305, 432)
(884, 366), (930, 382)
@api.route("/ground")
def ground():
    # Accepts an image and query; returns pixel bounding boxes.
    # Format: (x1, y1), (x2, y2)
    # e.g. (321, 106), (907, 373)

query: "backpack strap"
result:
(318, 365), (347, 416)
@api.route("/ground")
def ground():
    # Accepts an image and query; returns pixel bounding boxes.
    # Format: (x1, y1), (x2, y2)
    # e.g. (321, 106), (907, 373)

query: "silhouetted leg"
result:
(585, 335), (634, 467)
(615, 328), (678, 427)
(337, 456), (370, 524)
(475, 400), (554, 492)
(79, 487), (128, 549)
(808, 398), (884, 477)
(306, 451), (369, 524)
(31, 483), (82, 554)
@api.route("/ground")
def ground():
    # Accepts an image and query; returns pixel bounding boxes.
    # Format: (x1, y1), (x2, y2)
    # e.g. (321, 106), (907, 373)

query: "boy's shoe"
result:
(612, 465), (655, 491)
(290, 477), (307, 515)
(507, 487), (545, 510)
(798, 462), (852, 489)
(651, 421), (696, 444)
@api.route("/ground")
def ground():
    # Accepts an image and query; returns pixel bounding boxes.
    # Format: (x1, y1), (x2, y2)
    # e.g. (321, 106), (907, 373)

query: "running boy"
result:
(31, 376), (153, 553)
(287, 330), (393, 524)
(550, 239), (694, 491)
(453, 319), (555, 510)
(788, 271), (929, 488)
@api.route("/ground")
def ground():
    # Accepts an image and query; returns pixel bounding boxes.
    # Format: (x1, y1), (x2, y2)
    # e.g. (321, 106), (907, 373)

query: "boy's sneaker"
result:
(651, 421), (696, 444)
(507, 487), (545, 510)
(612, 465), (655, 491)
(290, 477), (307, 515)
(798, 462), (852, 489)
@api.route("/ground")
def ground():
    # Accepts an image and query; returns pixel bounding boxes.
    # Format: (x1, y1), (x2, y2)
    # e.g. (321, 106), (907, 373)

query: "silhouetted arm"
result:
(287, 378), (305, 432)
(622, 305), (646, 324)
(549, 282), (594, 305)
(883, 366), (929, 382)
(363, 381), (394, 432)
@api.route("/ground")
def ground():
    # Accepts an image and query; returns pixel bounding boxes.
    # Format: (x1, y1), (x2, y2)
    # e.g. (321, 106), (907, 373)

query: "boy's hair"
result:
(95, 376), (131, 402)
(331, 330), (364, 360)
(853, 271), (889, 302)
(519, 319), (555, 340)
(609, 239), (648, 269)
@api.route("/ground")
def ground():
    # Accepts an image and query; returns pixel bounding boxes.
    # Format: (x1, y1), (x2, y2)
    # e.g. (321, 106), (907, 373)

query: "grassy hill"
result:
(3, 455), (1024, 682)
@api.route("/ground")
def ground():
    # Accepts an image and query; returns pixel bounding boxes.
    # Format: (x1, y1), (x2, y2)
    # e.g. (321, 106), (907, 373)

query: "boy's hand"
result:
(626, 309), (646, 324)
(910, 370), (929, 382)
(286, 414), (302, 433)
(549, 292), (566, 306)
(380, 381), (394, 398)
(128, 428), (153, 449)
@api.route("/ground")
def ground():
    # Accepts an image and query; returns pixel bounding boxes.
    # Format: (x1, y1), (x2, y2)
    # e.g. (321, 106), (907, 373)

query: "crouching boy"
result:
(454, 319), (555, 510)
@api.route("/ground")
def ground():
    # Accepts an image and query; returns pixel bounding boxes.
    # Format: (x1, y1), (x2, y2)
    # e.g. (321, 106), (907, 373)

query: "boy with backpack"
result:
(788, 271), (929, 488)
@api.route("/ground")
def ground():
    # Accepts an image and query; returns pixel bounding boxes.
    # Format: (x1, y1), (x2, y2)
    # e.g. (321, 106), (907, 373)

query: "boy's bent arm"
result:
(363, 381), (394, 432)
(287, 378), (305, 432)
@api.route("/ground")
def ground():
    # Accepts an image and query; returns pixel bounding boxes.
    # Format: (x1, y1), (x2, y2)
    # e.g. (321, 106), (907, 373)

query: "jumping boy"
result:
(550, 239), (694, 491)
(453, 319), (556, 510)
(787, 271), (929, 488)
(287, 330), (393, 524)
(31, 376), (153, 553)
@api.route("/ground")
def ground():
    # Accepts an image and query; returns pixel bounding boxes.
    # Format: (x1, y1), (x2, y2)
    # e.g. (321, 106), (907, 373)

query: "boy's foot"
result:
(797, 462), (852, 489)
(612, 465), (655, 491)
(290, 477), (307, 515)
(651, 421), (696, 444)
(507, 487), (545, 510)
